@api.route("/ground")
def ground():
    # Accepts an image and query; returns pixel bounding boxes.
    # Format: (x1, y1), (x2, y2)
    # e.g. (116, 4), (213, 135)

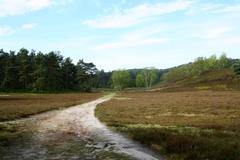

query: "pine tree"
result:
(61, 57), (77, 90)
(17, 48), (31, 89)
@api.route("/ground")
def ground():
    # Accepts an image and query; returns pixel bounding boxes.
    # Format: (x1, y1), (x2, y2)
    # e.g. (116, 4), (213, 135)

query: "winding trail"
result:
(1, 94), (163, 160)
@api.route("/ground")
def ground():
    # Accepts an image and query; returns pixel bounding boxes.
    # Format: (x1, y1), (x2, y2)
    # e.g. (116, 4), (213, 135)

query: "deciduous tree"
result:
(112, 70), (130, 90)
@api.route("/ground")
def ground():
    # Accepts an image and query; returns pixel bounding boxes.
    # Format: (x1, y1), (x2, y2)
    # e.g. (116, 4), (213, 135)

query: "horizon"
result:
(1, 0), (240, 71)
(1, 47), (235, 72)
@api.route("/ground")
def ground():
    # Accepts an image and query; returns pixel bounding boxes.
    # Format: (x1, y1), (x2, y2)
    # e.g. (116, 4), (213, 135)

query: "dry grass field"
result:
(0, 93), (102, 121)
(96, 91), (240, 160)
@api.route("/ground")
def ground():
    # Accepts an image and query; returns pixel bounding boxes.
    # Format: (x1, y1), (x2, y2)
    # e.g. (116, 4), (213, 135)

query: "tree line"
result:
(0, 48), (163, 92)
(111, 68), (164, 89)
(0, 48), (112, 92)
(1, 49), (239, 91)
(110, 54), (240, 89)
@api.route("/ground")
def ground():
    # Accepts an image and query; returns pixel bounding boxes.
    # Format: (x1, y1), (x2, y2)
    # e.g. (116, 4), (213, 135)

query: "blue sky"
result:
(0, 0), (240, 71)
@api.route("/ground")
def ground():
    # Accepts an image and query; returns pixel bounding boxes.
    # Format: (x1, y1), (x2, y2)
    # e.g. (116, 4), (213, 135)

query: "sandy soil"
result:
(1, 94), (163, 160)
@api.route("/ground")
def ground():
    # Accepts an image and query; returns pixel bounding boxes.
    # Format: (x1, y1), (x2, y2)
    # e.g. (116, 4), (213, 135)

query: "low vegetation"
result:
(161, 54), (235, 83)
(0, 123), (26, 148)
(0, 93), (102, 121)
(96, 91), (240, 160)
(152, 68), (240, 92)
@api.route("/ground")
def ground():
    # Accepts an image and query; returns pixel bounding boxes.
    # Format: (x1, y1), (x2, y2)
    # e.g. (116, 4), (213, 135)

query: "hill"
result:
(152, 55), (240, 92)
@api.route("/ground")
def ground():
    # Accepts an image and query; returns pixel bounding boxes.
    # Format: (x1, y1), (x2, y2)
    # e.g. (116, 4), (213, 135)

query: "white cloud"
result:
(193, 27), (233, 39)
(93, 26), (168, 50)
(185, 3), (240, 16)
(221, 36), (240, 45)
(53, 0), (73, 6)
(22, 23), (37, 29)
(0, 26), (15, 36)
(0, 0), (73, 17)
(94, 38), (166, 50)
(83, 0), (193, 28)
(0, 0), (50, 17)
(213, 4), (240, 13)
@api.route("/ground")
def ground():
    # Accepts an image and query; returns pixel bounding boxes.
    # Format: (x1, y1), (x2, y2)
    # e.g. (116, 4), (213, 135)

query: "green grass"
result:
(96, 91), (240, 160)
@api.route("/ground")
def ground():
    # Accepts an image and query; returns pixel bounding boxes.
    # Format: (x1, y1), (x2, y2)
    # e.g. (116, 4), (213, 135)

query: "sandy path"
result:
(1, 94), (163, 160)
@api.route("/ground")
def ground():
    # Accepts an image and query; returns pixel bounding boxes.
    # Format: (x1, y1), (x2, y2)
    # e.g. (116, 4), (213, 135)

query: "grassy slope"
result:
(0, 93), (102, 121)
(153, 68), (240, 92)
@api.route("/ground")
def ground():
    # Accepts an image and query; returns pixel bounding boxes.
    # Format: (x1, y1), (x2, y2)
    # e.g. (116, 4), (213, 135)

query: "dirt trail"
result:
(1, 94), (163, 160)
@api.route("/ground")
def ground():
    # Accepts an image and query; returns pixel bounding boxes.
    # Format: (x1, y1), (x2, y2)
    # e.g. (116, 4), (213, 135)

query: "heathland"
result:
(96, 91), (240, 160)
(1, 50), (240, 160)
(0, 93), (102, 121)
(96, 55), (240, 160)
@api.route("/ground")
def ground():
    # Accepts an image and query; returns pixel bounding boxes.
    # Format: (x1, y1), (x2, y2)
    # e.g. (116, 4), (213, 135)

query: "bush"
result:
(162, 54), (232, 83)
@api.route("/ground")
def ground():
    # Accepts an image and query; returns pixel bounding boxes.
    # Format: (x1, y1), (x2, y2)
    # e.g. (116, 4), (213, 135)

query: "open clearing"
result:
(96, 91), (240, 160)
(0, 93), (102, 121)
(0, 94), (162, 160)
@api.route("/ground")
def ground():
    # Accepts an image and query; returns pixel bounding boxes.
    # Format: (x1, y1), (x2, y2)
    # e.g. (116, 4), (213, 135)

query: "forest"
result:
(1, 48), (240, 92)
(0, 48), (114, 92)
(0, 48), (165, 92)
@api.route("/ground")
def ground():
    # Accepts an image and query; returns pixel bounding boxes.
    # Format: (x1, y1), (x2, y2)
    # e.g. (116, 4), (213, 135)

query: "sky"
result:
(0, 0), (240, 71)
